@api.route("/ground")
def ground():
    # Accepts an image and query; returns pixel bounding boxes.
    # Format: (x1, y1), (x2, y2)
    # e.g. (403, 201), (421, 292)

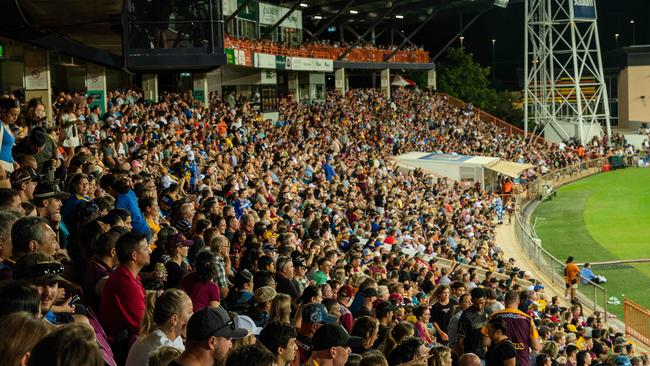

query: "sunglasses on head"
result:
(25, 261), (64, 278)
(209, 316), (236, 338)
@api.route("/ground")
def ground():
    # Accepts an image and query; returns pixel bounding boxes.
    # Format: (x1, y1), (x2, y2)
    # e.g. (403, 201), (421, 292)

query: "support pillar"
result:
(192, 73), (209, 105)
(335, 68), (347, 95)
(380, 69), (390, 98)
(86, 64), (107, 114)
(23, 47), (53, 126)
(142, 74), (159, 103)
(427, 66), (437, 90)
(288, 72), (299, 101)
(207, 70), (223, 99)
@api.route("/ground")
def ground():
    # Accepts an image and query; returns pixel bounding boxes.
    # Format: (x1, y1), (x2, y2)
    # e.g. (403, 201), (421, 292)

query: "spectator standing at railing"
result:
(563, 256), (580, 301)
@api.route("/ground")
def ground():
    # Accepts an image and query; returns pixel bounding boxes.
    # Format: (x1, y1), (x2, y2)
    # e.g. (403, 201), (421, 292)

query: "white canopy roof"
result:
(395, 152), (533, 180)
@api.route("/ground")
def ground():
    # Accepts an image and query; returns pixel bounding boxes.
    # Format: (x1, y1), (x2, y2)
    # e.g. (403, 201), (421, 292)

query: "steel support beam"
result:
(338, 0), (402, 60)
(395, 28), (417, 47)
(225, 0), (256, 24)
(431, 10), (486, 62)
(0, 26), (123, 69)
(344, 24), (365, 43)
(260, 1), (303, 39)
(384, 7), (441, 62)
(306, 0), (357, 43)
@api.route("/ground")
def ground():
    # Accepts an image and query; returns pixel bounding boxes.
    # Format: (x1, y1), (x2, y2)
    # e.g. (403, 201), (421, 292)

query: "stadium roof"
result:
(0, 0), (496, 69)
(295, 0), (496, 26)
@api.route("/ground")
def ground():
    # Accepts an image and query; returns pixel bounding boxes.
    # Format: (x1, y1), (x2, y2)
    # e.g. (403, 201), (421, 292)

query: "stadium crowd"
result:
(224, 35), (430, 63)
(0, 86), (642, 366)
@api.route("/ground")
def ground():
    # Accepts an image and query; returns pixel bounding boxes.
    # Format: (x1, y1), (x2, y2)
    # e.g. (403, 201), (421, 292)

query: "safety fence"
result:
(513, 157), (611, 316)
(625, 300), (650, 347)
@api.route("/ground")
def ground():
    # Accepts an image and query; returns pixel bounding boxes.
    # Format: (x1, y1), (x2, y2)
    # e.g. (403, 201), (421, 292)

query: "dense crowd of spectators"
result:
(224, 35), (430, 63)
(0, 86), (641, 366)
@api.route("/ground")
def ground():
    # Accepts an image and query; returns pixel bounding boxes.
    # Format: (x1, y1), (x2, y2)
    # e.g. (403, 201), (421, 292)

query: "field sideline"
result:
(532, 168), (650, 318)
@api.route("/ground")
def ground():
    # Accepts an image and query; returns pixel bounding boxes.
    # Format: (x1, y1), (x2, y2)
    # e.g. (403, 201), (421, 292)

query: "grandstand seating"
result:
(224, 35), (430, 63)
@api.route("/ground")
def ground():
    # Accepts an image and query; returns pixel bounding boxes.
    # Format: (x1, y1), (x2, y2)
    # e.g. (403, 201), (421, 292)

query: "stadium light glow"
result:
(395, 15), (404, 19)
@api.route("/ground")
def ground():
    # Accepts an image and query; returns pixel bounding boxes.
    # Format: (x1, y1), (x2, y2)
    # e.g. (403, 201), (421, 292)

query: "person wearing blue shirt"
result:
(0, 98), (19, 177)
(322, 159), (336, 182)
(188, 156), (199, 193)
(100, 174), (151, 241)
(580, 263), (606, 285)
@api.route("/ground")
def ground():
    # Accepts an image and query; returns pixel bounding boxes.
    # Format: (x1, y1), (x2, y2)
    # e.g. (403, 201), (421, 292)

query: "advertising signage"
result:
(572, 0), (596, 20)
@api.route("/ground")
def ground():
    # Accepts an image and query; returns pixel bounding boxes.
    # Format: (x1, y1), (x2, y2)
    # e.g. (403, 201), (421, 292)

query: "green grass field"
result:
(532, 168), (650, 318)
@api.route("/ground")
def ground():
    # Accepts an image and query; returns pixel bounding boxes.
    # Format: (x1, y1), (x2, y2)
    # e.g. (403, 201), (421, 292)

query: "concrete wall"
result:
(618, 66), (650, 129)
(0, 61), (24, 91)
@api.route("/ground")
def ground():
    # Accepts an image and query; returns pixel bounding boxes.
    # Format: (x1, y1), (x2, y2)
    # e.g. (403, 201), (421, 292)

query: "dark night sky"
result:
(405, 0), (650, 89)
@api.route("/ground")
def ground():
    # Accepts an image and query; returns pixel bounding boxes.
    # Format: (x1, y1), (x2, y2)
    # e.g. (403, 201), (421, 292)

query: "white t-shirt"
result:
(125, 328), (184, 366)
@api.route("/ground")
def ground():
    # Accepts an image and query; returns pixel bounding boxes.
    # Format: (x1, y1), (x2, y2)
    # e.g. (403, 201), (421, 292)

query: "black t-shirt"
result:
(374, 324), (390, 349)
(431, 299), (457, 334)
(165, 261), (187, 289)
(485, 339), (517, 366)
(276, 274), (300, 299)
(353, 305), (372, 318)
(458, 306), (489, 357)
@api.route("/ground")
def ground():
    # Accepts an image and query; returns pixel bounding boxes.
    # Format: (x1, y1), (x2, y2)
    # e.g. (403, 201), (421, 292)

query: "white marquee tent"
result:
(394, 152), (534, 191)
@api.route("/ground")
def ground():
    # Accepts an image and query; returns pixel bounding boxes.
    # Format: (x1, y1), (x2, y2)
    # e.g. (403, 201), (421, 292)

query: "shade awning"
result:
(486, 160), (535, 178)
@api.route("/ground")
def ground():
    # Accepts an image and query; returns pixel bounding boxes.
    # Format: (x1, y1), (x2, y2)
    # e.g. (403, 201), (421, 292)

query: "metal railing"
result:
(625, 300), (650, 347)
(513, 157), (611, 316)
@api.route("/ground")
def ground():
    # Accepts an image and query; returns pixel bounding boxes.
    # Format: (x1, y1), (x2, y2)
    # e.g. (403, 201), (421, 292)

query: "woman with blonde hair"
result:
(28, 323), (103, 366)
(428, 345), (453, 366)
(268, 293), (292, 324)
(231, 313), (261, 350)
(126, 288), (193, 366)
(148, 346), (182, 366)
(0, 312), (50, 366)
(541, 341), (560, 361)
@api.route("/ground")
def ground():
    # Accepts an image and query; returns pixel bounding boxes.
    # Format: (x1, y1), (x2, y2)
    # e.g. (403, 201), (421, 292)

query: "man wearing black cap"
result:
(295, 303), (339, 366)
(306, 323), (362, 366)
(10, 167), (39, 203)
(33, 181), (70, 247)
(374, 300), (397, 348)
(170, 306), (247, 366)
(352, 287), (378, 317)
(13, 252), (71, 322)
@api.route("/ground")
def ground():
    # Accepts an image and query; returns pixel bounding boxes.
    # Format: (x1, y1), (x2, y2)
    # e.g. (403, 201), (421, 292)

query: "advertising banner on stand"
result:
(572, 0), (596, 20)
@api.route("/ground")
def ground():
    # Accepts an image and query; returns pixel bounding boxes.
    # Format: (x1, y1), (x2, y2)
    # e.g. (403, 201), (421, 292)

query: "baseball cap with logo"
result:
(302, 303), (337, 325)
(362, 287), (379, 298)
(254, 286), (277, 304)
(337, 285), (355, 298)
(312, 323), (363, 351)
(10, 167), (39, 186)
(166, 233), (194, 251)
(13, 253), (67, 286)
(33, 181), (69, 200)
(375, 300), (398, 318)
(186, 306), (247, 341)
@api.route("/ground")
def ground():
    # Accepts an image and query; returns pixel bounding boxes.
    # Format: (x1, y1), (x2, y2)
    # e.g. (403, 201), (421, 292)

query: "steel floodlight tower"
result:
(524, 0), (611, 145)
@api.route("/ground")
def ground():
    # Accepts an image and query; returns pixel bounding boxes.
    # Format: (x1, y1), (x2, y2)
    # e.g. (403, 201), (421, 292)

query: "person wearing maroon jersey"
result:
(482, 290), (541, 366)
